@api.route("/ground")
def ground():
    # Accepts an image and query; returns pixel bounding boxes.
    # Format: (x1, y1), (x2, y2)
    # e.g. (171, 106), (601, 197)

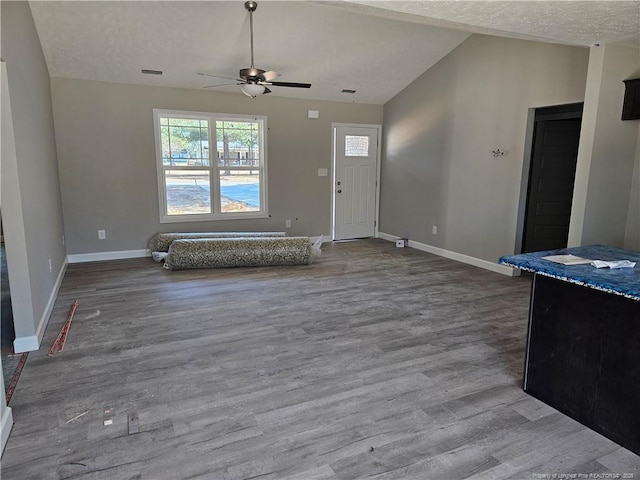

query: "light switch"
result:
(318, 168), (328, 177)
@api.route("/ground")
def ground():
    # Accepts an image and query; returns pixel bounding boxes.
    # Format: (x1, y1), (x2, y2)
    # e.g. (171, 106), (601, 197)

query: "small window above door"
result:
(344, 135), (369, 156)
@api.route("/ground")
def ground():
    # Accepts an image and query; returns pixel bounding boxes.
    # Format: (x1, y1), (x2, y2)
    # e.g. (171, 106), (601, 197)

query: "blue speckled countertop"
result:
(499, 245), (640, 301)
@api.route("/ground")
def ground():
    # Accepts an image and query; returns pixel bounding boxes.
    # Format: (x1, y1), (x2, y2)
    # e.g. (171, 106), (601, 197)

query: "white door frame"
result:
(331, 123), (382, 241)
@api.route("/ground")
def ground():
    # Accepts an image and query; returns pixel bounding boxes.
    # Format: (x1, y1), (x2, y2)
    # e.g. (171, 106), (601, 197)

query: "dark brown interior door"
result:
(522, 117), (581, 253)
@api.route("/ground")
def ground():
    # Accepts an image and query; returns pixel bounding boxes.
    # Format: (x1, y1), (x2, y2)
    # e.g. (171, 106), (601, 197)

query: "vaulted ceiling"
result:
(29, 1), (640, 105)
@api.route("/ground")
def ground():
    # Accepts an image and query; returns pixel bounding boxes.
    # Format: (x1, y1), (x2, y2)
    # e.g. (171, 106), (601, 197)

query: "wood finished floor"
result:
(2, 239), (639, 479)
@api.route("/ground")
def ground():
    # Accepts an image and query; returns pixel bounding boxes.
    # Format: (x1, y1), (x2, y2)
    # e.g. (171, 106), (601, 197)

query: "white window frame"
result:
(153, 109), (268, 223)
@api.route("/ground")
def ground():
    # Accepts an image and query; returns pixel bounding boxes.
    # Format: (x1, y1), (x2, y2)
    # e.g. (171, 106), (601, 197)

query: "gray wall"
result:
(380, 34), (589, 263)
(626, 135), (640, 250)
(51, 78), (383, 254)
(569, 44), (640, 249)
(1, 2), (66, 344)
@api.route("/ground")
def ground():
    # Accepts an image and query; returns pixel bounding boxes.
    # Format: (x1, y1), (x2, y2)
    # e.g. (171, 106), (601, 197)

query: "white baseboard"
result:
(377, 232), (399, 243)
(377, 231), (517, 276)
(67, 249), (149, 264)
(13, 335), (38, 354)
(1, 404), (13, 456)
(35, 258), (68, 346)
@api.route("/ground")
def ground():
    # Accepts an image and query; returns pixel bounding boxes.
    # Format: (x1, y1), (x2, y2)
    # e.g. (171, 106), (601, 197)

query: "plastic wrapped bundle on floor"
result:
(148, 231), (287, 252)
(158, 236), (323, 270)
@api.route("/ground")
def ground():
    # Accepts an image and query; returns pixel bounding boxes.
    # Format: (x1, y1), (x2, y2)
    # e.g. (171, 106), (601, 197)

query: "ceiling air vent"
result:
(341, 89), (356, 94)
(141, 69), (163, 75)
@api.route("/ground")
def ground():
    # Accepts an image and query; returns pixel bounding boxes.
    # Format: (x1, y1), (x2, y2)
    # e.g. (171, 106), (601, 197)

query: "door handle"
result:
(337, 189), (342, 193)
(337, 181), (341, 186)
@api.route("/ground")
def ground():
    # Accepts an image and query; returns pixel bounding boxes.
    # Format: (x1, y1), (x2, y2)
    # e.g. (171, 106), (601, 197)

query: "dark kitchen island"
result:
(500, 245), (640, 456)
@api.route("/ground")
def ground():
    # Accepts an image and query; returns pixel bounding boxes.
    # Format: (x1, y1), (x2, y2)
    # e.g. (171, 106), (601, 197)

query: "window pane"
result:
(168, 126), (208, 164)
(161, 126), (171, 166)
(165, 170), (211, 215)
(216, 120), (260, 164)
(163, 118), (209, 166)
(194, 128), (209, 166)
(219, 170), (260, 213)
(345, 135), (369, 156)
(168, 118), (202, 127)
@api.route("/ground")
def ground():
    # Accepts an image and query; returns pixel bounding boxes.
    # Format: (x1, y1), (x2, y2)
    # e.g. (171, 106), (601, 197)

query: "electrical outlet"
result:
(98, 229), (106, 240)
(432, 225), (438, 235)
(285, 219), (291, 228)
(48, 258), (52, 273)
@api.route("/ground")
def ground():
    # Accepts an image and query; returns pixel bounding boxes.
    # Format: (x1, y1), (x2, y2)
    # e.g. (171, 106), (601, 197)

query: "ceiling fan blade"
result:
(269, 81), (311, 89)
(263, 86), (272, 94)
(262, 71), (280, 82)
(198, 72), (243, 82)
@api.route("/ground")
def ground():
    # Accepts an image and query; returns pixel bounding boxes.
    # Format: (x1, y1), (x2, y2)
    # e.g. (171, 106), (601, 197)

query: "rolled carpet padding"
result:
(162, 236), (320, 270)
(148, 231), (287, 252)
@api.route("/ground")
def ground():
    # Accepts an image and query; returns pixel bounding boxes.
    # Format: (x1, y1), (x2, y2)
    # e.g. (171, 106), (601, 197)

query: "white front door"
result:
(333, 126), (379, 240)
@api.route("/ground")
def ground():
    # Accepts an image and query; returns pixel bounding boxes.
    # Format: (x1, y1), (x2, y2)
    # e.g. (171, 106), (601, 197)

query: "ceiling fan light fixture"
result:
(241, 83), (266, 97)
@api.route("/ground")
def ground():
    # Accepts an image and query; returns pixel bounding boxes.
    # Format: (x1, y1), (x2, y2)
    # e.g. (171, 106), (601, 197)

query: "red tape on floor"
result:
(48, 300), (79, 356)
(6, 352), (28, 404)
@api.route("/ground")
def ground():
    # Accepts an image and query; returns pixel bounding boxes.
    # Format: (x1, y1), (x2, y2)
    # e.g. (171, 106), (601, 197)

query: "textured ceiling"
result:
(28, 1), (640, 105)
(340, 1), (640, 48)
(28, 1), (470, 104)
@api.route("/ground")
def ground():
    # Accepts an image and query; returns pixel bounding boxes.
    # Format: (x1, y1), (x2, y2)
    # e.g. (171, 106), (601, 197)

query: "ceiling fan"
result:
(198, 1), (311, 98)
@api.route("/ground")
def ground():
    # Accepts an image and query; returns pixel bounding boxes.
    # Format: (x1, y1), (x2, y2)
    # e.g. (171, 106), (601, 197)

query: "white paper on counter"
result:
(541, 254), (592, 265)
(590, 260), (636, 269)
